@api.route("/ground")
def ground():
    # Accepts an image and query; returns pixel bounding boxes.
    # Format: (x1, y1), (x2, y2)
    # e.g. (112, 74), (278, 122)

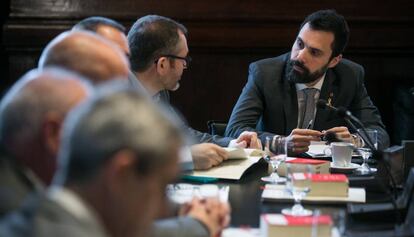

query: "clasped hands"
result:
(288, 126), (352, 154)
(179, 197), (231, 237)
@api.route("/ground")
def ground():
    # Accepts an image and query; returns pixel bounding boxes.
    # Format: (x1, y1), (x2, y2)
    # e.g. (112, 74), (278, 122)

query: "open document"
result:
(184, 148), (263, 180)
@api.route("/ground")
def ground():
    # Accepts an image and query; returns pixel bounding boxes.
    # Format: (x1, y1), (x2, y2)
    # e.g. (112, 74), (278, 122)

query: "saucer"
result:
(330, 162), (361, 172)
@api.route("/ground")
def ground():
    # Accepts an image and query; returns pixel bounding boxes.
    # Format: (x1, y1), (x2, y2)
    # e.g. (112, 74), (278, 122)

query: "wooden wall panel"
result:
(2, 0), (414, 144)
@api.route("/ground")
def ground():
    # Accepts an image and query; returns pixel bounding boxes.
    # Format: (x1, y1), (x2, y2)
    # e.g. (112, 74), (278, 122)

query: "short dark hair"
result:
(73, 16), (126, 33)
(300, 9), (349, 58)
(127, 15), (187, 72)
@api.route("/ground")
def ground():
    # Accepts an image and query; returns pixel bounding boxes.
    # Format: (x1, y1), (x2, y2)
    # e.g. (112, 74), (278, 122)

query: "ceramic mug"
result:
(325, 142), (354, 167)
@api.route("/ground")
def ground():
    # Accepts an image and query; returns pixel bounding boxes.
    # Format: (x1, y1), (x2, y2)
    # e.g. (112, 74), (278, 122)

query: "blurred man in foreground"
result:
(0, 68), (90, 217)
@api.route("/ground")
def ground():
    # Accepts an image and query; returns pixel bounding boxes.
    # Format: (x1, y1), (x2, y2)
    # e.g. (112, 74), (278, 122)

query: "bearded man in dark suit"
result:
(225, 9), (389, 153)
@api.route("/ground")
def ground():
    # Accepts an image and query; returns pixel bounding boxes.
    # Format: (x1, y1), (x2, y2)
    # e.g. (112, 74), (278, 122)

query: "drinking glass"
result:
(311, 209), (321, 237)
(357, 128), (378, 150)
(356, 129), (377, 174)
(282, 164), (313, 216)
(261, 135), (288, 183)
(331, 210), (346, 236)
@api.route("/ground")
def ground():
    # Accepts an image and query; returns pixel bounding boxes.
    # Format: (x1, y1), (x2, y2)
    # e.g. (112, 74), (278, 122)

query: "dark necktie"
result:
(301, 88), (318, 129)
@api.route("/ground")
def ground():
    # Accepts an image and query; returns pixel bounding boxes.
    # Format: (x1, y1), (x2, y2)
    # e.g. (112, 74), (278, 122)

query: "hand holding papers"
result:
(229, 131), (262, 149)
(191, 143), (228, 170)
(185, 148), (263, 180)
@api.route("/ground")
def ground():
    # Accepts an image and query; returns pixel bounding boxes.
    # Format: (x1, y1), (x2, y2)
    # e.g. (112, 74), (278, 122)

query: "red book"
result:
(277, 158), (330, 176)
(292, 173), (349, 197)
(287, 158), (327, 165)
(310, 174), (348, 182)
(261, 214), (332, 237)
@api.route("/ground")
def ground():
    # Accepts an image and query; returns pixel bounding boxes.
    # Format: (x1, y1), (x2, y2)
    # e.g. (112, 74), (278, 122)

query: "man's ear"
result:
(328, 54), (342, 68)
(155, 57), (170, 76)
(103, 150), (137, 191)
(43, 112), (64, 157)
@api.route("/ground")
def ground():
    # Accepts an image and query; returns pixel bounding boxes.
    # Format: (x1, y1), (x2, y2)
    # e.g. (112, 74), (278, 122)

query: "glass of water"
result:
(282, 164), (313, 216)
(356, 129), (378, 174)
(261, 135), (288, 183)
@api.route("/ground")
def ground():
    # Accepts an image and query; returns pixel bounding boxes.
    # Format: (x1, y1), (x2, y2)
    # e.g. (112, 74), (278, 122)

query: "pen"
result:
(306, 119), (313, 129)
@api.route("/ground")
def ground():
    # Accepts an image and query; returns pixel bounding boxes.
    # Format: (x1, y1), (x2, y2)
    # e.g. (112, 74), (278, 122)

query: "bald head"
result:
(0, 67), (91, 184)
(38, 31), (129, 84)
(72, 16), (130, 56)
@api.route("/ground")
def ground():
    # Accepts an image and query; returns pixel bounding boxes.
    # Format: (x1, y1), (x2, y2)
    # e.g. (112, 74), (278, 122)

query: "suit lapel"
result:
(283, 78), (298, 134)
(314, 69), (339, 130)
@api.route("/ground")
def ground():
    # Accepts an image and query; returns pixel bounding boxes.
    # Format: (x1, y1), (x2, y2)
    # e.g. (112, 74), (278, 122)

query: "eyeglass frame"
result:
(154, 54), (192, 68)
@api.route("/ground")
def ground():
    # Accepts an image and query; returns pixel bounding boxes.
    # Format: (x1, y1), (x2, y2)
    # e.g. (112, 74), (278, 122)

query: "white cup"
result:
(325, 142), (354, 167)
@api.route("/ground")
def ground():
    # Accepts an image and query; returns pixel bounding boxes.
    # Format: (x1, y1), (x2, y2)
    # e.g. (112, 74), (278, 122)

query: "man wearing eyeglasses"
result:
(127, 15), (262, 171)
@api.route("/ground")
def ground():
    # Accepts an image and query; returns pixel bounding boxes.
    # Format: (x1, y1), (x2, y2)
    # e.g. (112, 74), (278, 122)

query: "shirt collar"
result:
(152, 93), (161, 102)
(295, 74), (325, 91)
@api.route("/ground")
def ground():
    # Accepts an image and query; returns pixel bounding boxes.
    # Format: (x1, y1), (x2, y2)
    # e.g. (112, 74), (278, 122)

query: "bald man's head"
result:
(72, 16), (130, 56)
(38, 31), (129, 84)
(0, 67), (91, 184)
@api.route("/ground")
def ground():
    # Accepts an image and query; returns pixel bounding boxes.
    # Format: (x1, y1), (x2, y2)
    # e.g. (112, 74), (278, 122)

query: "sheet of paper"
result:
(187, 156), (262, 180)
(223, 227), (340, 237)
(225, 148), (265, 159)
(167, 184), (229, 204)
(307, 141), (329, 157)
(222, 228), (261, 237)
(307, 141), (359, 158)
(262, 184), (366, 203)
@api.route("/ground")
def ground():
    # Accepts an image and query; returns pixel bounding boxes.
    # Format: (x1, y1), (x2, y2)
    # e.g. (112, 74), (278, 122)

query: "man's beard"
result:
(286, 59), (329, 84)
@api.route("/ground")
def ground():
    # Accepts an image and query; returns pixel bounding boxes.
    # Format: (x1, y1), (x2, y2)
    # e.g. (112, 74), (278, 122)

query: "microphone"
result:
(317, 99), (361, 125)
(317, 99), (375, 150)
(318, 100), (401, 224)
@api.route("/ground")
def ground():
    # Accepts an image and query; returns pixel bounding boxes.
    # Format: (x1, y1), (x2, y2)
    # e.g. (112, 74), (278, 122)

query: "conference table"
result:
(183, 157), (398, 235)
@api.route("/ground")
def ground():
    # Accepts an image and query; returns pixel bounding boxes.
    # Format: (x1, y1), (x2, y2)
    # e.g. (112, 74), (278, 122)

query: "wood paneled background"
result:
(2, 0), (414, 144)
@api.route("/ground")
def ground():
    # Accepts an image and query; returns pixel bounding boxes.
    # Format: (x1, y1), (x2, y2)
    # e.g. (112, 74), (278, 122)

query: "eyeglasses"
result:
(155, 54), (192, 68)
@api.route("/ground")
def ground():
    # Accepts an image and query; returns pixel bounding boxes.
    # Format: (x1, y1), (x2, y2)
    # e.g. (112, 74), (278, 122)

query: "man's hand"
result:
(228, 131), (262, 149)
(324, 126), (352, 142)
(181, 197), (231, 237)
(191, 143), (228, 170)
(288, 129), (322, 154)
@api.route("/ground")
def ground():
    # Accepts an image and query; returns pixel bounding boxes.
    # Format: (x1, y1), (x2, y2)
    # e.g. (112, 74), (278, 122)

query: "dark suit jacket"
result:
(225, 53), (389, 150)
(128, 70), (232, 147)
(152, 217), (209, 237)
(158, 90), (232, 147)
(0, 149), (43, 218)
(0, 193), (108, 237)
